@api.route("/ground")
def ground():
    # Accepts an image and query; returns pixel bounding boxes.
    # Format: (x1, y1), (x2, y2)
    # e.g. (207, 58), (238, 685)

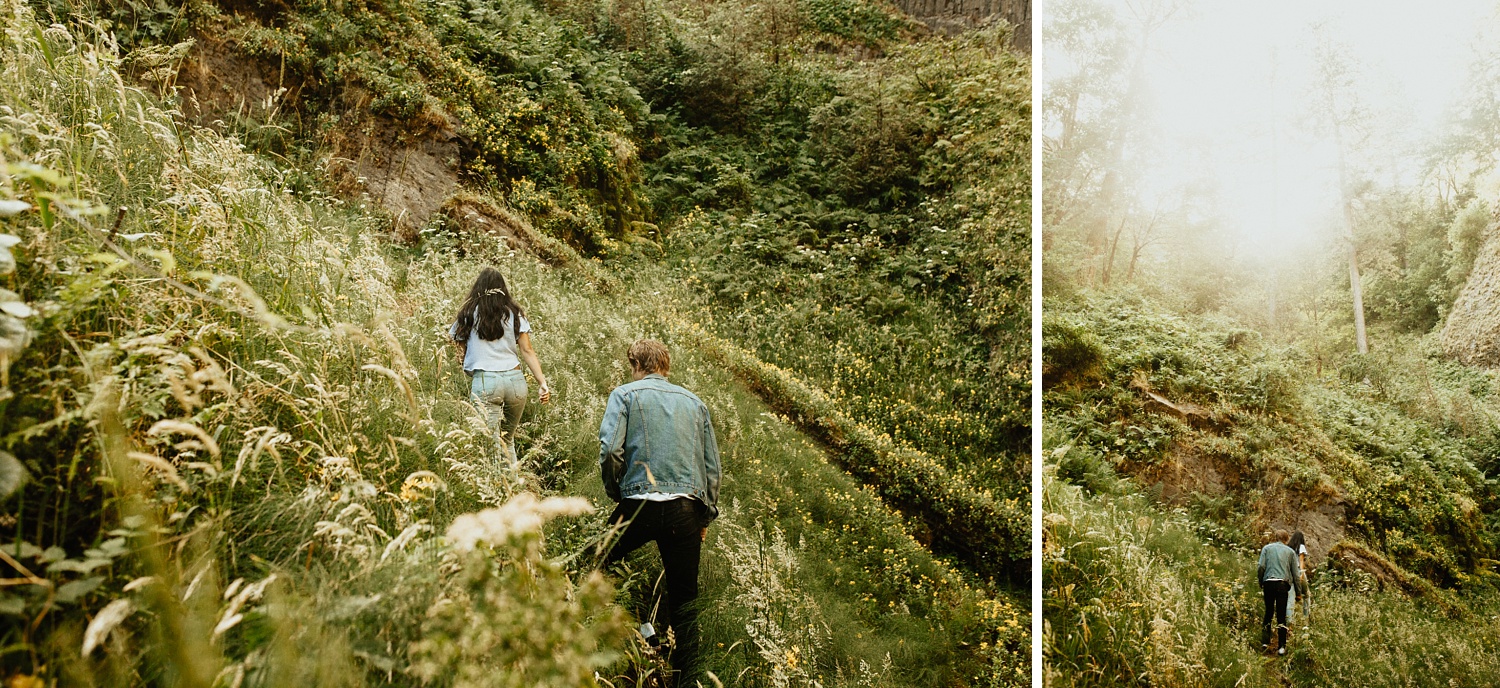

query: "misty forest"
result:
(1044, 0), (1500, 686)
(0, 0), (1030, 683)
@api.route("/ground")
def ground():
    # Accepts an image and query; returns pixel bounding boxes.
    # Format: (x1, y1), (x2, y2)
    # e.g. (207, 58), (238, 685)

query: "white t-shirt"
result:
(451, 313), (530, 373)
(628, 492), (694, 502)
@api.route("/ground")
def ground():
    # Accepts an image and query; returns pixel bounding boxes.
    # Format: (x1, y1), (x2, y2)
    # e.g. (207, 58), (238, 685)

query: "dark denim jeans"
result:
(1261, 579), (1291, 649)
(604, 498), (706, 678)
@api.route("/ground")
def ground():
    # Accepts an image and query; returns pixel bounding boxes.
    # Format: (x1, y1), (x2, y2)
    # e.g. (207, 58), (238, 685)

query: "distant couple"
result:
(1257, 529), (1311, 655)
(449, 266), (722, 679)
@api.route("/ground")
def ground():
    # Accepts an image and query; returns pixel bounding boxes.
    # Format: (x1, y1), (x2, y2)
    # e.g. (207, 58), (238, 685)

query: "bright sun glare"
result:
(1060, 0), (1499, 263)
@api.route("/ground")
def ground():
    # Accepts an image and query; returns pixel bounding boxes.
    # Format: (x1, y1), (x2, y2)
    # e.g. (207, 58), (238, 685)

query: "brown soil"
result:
(1329, 541), (1415, 593)
(1138, 441), (1234, 502)
(175, 36), (464, 238)
(325, 102), (464, 240)
(440, 192), (620, 293)
(1135, 440), (1343, 566)
(1252, 494), (1345, 567)
(441, 193), (545, 257)
(174, 35), (293, 126)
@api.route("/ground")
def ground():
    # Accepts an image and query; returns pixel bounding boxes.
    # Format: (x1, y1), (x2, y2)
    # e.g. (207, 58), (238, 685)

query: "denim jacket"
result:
(1257, 542), (1305, 594)
(598, 374), (721, 521)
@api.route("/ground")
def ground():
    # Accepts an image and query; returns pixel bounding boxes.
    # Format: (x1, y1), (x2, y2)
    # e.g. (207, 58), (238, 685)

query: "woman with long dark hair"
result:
(450, 267), (551, 466)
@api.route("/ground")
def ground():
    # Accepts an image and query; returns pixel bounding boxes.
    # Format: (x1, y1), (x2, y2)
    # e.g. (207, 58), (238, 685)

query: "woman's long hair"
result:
(1288, 530), (1306, 552)
(452, 267), (525, 343)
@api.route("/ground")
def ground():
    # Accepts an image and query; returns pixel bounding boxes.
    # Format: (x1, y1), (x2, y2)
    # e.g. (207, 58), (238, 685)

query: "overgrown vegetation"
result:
(1043, 293), (1500, 685)
(1044, 472), (1500, 687)
(49, 0), (1032, 562)
(1042, 0), (1500, 681)
(0, 0), (1030, 682)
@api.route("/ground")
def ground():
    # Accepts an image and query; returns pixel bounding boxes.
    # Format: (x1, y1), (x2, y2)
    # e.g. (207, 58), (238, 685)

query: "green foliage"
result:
(1045, 471), (1500, 688)
(60, 0), (1032, 533)
(1044, 476), (1269, 688)
(1447, 198), (1489, 301)
(1046, 294), (1496, 585)
(659, 27), (1031, 503)
(77, 0), (652, 246)
(690, 324), (1030, 583)
(1041, 312), (1103, 390)
(801, 0), (903, 45)
(0, 6), (1028, 685)
(1043, 287), (1500, 685)
(1044, 293), (1302, 416)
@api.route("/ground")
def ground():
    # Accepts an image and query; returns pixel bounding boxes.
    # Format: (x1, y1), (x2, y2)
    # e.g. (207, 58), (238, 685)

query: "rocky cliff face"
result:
(1442, 221), (1500, 366)
(892, 0), (1029, 51)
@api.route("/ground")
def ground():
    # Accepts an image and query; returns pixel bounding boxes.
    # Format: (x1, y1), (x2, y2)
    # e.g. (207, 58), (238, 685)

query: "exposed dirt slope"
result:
(176, 38), (464, 237)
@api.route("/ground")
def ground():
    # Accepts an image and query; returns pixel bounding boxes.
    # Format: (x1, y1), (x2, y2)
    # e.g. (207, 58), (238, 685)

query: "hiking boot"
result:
(1278, 647), (1286, 656)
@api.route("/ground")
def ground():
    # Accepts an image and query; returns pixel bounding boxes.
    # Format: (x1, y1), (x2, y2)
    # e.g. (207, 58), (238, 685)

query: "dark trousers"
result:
(1261, 579), (1290, 649)
(604, 498), (704, 676)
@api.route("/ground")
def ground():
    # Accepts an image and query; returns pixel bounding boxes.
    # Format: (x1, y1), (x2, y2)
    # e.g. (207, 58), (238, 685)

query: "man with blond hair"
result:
(599, 339), (721, 679)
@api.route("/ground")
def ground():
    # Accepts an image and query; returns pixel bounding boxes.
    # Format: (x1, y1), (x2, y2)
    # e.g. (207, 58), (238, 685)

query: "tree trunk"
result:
(1347, 244), (1368, 353)
(1101, 215), (1127, 286)
(1333, 119), (1369, 354)
(1268, 268), (1278, 328)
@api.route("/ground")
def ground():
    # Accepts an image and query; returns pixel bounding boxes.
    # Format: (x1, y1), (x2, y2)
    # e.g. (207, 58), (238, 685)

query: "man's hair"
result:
(1274, 529), (1290, 544)
(628, 339), (671, 374)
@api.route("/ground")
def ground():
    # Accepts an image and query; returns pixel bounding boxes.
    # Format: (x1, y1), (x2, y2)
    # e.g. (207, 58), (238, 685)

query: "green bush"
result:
(1042, 312), (1104, 389)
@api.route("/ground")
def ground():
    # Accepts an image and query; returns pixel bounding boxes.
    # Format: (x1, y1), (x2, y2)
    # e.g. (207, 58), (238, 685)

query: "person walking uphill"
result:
(1258, 529), (1305, 655)
(599, 339), (721, 681)
(450, 267), (551, 467)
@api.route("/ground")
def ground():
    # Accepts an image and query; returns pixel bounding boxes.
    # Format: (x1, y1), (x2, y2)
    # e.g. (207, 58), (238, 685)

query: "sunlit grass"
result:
(1045, 467), (1500, 688)
(0, 8), (1025, 686)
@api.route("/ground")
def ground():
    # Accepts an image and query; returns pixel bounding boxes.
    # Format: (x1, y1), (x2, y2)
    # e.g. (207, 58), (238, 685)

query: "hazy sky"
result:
(1055, 0), (1499, 261)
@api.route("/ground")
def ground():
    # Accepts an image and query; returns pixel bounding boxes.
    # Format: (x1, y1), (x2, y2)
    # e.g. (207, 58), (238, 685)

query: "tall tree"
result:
(1041, 0), (1181, 287)
(1312, 36), (1371, 354)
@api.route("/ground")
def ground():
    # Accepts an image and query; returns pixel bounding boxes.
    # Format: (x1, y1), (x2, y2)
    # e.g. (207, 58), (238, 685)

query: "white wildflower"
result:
(446, 493), (593, 552)
(214, 574), (277, 638)
(81, 598), (135, 656)
(383, 522), (432, 561)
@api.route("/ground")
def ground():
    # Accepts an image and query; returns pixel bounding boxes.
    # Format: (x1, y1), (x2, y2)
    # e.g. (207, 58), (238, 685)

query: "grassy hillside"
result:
(40, 0), (1032, 579)
(1043, 291), (1500, 687)
(0, 0), (1029, 685)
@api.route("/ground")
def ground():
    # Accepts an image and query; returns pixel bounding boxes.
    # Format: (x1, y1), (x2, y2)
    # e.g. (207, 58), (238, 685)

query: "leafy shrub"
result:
(1042, 312), (1104, 389)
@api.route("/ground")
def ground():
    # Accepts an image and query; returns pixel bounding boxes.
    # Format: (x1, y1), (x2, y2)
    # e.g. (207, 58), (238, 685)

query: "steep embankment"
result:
(1442, 214), (1500, 367)
(1043, 292), (1500, 687)
(890, 0), (1029, 50)
(0, 1), (1028, 686)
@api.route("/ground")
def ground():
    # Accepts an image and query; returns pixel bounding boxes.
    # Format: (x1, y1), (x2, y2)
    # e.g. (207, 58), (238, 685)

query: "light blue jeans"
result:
(470, 369), (528, 466)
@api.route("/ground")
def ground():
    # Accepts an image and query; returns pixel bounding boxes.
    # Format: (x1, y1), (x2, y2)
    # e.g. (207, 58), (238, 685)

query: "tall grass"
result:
(0, 8), (1025, 686)
(1044, 468), (1500, 688)
(1043, 294), (1500, 687)
(687, 323), (1029, 584)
